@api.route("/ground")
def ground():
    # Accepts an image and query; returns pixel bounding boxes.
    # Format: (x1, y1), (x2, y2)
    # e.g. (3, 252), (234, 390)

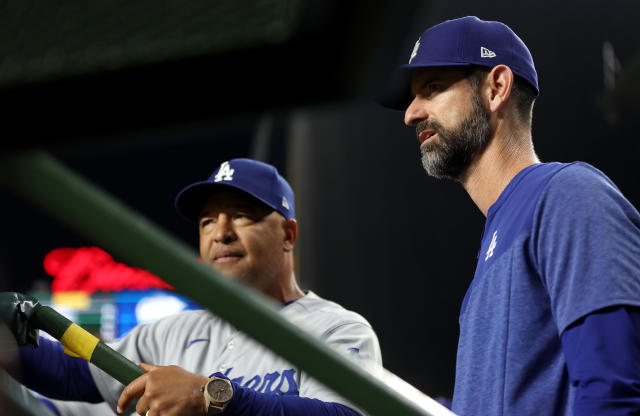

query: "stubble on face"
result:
(418, 89), (491, 180)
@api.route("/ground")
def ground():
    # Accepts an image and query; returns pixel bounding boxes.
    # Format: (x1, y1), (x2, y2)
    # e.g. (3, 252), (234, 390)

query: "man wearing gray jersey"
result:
(17, 158), (382, 416)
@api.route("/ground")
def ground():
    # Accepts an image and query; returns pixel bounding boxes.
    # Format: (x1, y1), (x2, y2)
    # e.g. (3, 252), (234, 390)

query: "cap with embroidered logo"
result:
(175, 158), (295, 222)
(380, 16), (539, 110)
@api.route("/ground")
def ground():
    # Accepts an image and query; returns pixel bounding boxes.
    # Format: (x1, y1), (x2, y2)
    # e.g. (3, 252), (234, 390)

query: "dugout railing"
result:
(0, 150), (455, 416)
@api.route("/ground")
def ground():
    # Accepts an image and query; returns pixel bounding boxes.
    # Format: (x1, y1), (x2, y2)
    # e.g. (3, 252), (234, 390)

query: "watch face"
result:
(206, 378), (233, 402)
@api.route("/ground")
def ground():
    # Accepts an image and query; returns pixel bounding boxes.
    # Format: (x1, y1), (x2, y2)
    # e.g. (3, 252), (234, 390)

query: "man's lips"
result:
(213, 250), (243, 263)
(418, 129), (437, 146)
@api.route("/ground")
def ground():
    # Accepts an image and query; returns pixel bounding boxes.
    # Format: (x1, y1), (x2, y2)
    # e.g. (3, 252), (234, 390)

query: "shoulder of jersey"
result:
(143, 308), (219, 331)
(287, 291), (374, 330)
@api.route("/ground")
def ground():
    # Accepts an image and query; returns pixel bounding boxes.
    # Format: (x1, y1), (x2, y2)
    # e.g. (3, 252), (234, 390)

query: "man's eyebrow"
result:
(234, 203), (259, 211)
(199, 203), (258, 216)
(421, 76), (439, 86)
(411, 75), (439, 94)
(413, 72), (440, 84)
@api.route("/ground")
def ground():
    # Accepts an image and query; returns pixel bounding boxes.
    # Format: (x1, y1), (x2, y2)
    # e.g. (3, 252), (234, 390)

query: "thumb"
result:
(139, 363), (159, 372)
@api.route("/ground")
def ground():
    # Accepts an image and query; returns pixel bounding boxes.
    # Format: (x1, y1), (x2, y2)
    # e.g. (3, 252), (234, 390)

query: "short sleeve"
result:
(298, 321), (382, 415)
(532, 163), (640, 333)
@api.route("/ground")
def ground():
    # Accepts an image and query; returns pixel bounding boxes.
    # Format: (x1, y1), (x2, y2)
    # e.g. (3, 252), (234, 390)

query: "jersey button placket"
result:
(218, 338), (235, 372)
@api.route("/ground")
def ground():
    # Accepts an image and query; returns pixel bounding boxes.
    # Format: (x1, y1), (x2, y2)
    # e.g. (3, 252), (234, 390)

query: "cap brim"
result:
(175, 182), (224, 223)
(375, 67), (413, 111)
(377, 62), (476, 111)
(175, 181), (286, 223)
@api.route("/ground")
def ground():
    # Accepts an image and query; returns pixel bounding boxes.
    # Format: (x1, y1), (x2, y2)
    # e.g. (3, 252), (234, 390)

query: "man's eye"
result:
(424, 83), (441, 94)
(200, 219), (215, 228)
(234, 213), (252, 222)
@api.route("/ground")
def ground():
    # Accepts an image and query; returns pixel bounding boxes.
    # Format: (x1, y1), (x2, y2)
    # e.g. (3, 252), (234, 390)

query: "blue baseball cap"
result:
(175, 158), (295, 222)
(381, 16), (539, 110)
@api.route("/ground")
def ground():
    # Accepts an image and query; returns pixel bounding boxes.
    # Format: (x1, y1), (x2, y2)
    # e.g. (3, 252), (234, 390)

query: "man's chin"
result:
(421, 152), (447, 178)
(211, 263), (240, 277)
(421, 147), (469, 181)
(216, 268), (258, 287)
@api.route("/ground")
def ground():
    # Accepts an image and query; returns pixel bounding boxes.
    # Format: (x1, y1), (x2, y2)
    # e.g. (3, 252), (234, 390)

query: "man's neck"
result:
(279, 275), (305, 304)
(264, 270), (305, 304)
(459, 128), (539, 217)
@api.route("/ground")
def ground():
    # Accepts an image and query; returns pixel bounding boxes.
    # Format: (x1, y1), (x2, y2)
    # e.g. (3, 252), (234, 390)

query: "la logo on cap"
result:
(214, 161), (235, 182)
(409, 38), (421, 63)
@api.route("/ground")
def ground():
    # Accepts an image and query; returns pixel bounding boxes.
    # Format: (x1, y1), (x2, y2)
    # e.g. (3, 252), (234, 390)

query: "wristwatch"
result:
(201, 376), (234, 415)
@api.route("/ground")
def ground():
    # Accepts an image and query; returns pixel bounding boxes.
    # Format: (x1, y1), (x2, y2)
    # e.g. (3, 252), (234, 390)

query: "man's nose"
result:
(404, 96), (427, 126)
(214, 214), (237, 244)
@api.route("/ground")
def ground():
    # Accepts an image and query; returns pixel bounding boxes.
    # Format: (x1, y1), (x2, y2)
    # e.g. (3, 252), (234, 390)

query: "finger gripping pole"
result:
(30, 305), (144, 385)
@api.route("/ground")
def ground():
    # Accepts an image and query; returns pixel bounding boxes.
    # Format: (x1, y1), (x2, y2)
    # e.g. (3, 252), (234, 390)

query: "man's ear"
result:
(485, 64), (514, 113)
(283, 219), (298, 252)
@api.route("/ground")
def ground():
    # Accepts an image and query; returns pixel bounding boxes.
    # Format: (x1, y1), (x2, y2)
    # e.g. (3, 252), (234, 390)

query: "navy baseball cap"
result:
(175, 158), (295, 222)
(381, 16), (539, 110)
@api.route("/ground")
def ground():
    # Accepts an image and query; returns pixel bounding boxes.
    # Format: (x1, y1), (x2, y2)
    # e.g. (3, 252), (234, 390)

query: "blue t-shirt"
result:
(452, 162), (640, 416)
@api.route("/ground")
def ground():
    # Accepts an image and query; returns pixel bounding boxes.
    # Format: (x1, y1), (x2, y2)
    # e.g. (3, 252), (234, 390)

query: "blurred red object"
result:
(44, 247), (174, 293)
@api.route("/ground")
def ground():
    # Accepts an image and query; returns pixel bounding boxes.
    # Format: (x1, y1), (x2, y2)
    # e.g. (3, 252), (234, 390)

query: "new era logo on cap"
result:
(480, 47), (496, 58)
(282, 196), (290, 210)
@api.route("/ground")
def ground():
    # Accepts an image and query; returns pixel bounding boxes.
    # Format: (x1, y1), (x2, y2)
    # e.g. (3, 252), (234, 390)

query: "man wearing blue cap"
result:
(383, 16), (640, 416)
(15, 158), (382, 416)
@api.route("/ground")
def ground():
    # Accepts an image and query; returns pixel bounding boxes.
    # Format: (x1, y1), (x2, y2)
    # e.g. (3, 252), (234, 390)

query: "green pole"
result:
(0, 150), (450, 416)
(29, 305), (145, 386)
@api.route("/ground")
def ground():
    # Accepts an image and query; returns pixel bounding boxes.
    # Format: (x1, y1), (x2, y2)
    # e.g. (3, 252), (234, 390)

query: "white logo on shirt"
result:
(214, 161), (235, 182)
(481, 47), (496, 58)
(485, 230), (498, 261)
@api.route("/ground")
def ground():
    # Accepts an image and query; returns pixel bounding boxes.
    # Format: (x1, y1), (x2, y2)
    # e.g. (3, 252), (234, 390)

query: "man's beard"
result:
(419, 91), (491, 180)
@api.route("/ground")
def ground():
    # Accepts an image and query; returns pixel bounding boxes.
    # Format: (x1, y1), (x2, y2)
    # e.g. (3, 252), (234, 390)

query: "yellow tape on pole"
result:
(60, 323), (100, 361)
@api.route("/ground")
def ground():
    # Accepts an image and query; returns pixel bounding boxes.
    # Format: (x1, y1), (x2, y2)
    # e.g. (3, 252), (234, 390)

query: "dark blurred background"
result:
(1, 0), (639, 402)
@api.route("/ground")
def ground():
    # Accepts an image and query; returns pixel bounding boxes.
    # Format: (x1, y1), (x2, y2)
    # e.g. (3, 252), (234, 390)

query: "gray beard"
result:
(419, 92), (491, 180)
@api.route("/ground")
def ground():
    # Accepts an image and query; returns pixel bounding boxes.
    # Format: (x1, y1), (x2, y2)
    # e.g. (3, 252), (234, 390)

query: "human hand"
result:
(117, 363), (209, 416)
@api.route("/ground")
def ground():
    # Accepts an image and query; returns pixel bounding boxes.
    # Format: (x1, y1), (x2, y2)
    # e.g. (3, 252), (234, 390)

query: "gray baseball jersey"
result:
(54, 291), (382, 415)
